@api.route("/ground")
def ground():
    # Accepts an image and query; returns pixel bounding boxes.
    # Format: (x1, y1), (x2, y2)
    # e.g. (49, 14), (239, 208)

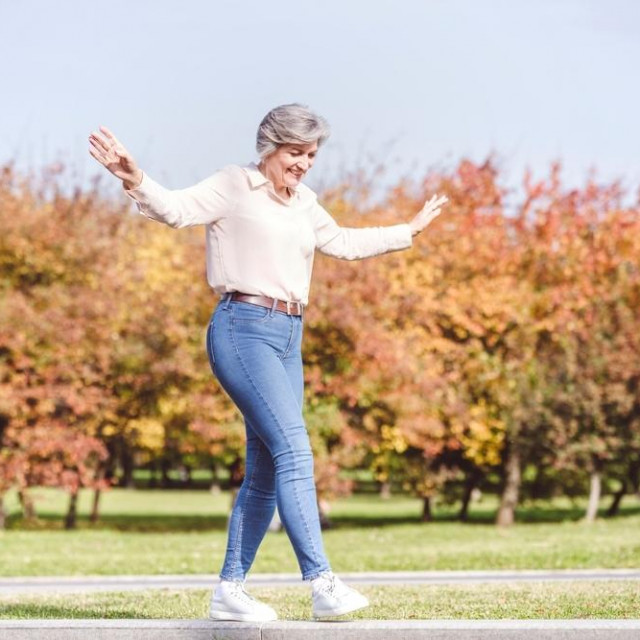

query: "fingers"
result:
(89, 138), (108, 161)
(89, 126), (130, 167)
(88, 145), (107, 166)
(411, 194), (449, 236)
(422, 194), (449, 212)
(428, 195), (448, 209)
(89, 131), (110, 153)
(89, 136), (110, 155)
(99, 125), (124, 149)
(89, 136), (118, 165)
(89, 126), (126, 154)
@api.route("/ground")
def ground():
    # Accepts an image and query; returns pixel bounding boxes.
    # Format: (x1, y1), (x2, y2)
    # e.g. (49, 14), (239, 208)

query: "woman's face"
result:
(260, 141), (318, 195)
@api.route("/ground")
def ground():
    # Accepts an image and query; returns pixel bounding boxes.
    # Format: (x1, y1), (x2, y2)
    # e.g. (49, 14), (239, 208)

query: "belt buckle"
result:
(285, 300), (301, 316)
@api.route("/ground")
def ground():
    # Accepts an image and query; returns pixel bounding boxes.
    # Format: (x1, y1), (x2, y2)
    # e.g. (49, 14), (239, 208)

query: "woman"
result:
(88, 104), (447, 622)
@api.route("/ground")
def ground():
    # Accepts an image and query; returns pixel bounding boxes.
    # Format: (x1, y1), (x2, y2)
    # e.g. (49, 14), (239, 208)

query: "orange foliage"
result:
(1, 158), (640, 520)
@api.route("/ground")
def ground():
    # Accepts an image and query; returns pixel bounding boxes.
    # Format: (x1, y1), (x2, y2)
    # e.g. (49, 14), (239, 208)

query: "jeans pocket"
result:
(206, 320), (216, 374)
(231, 301), (271, 323)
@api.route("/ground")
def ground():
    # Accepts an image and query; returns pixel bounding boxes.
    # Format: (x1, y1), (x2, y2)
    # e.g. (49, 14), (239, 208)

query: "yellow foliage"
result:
(158, 392), (188, 418)
(125, 418), (165, 452)
(459, 402), (505, 467)
(380, 424), (408, 454)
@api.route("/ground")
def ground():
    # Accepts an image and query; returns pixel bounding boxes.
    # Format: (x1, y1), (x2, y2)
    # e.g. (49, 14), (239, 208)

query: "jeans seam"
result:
(280, 317), (296, 360)
(226, 440), (263, 579)
(229, 321), (322, 575)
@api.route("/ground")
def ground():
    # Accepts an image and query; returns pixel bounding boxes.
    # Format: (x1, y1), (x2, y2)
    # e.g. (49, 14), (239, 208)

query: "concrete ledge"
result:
(1, 619), (640, 639)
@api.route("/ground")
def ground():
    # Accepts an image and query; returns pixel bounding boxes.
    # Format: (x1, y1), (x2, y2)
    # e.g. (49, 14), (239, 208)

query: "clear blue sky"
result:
(1, 0), (639, 199)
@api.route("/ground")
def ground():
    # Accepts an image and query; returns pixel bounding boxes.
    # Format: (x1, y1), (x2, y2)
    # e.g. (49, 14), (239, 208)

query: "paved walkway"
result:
(2, 619), (640, 639)
(1, 569), (639, 595)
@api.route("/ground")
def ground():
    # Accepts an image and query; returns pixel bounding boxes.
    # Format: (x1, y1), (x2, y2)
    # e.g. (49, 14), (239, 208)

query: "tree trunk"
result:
(90, 466), (106, 524)
(121, 448), (135, 488)
(161, 458), (172, 489)
(90, 488), (102, 524)
(421, 496), (432, 522)
(318, 498), (333, 530)
(209, 462), (221, 495)
(584, 469), (601, 523)
(496, 444), (521, 527)
(227, 458), (245, 520)
(149, 460), (158, 489)
(65, 489), (79, 530)
(379, 481), (392, 500)
(18, 489), (36, 522)
(180, 465), (192, 487)
(0, 494), (6, 530)
(459, 472), (479, 521)
(629, 459), (640, 495)
(606, 480), (626, 518)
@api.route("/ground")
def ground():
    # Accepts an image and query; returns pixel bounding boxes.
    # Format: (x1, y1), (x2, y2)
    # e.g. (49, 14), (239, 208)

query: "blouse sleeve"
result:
(124, 165), (240, 228)
(312, 201), (413, 260)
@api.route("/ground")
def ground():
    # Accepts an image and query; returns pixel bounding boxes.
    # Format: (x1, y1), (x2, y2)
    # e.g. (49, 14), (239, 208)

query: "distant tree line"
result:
(1, 160), (639, 528)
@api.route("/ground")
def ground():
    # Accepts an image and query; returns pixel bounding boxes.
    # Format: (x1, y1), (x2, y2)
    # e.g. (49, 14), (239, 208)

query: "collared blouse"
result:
(125, 163), (412, 305)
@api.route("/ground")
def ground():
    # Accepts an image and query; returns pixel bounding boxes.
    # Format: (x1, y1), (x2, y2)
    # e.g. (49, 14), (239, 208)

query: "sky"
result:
(1, 0), (639, 202)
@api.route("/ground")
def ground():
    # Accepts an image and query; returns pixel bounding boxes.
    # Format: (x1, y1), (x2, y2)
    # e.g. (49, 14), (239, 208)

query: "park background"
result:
(1, 0), (640, 620)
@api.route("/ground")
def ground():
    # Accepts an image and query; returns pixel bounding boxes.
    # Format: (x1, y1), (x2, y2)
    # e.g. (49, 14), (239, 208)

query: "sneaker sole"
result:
(209, 609), (278, 623)
(313, 600), (369, 619)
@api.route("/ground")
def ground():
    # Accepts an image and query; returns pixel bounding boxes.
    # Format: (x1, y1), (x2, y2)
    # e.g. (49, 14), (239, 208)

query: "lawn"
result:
(1, 583), (640, 620)
(2, 488), (640, 620)
(1, 489), (639, 577)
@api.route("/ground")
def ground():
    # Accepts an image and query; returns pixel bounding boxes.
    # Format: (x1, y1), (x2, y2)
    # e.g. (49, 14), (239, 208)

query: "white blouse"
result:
(125, 163), (413, 305)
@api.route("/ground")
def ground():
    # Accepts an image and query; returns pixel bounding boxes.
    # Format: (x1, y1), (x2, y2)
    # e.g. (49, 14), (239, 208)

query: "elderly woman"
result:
(89, 104), (447, 622)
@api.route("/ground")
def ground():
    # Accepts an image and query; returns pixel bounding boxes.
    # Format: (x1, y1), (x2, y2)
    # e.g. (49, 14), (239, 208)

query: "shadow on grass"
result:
(0, 604), (152, 619)
(328, 502), (640, 528)
(7, 504), (640, 532)
(5, 514), (230, 533)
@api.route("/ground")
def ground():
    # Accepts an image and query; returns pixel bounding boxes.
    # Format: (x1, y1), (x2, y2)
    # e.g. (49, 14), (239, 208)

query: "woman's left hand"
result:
(408, 194), (449, 237)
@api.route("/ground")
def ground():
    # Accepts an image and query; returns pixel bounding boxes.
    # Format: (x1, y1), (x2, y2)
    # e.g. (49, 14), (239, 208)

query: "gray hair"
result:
(256, 103), (330, 158)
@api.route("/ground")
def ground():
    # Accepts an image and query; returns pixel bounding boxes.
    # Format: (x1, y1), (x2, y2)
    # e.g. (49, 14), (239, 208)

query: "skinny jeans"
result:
(206, 293), (331, 581)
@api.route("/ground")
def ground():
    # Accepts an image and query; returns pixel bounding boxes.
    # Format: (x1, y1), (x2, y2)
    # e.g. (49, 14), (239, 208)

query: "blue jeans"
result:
(206, 294), (332, 581)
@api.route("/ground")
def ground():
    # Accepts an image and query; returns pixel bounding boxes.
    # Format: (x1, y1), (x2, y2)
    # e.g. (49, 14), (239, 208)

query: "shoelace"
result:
(315, 572), (342, 596)
(228, 582), (259, 605)
(324, 574), (337, 595)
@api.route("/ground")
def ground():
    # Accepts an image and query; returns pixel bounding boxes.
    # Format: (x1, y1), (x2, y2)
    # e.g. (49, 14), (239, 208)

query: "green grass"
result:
(5, 487), (640, 529)
(2, 490), (640, 621)
(4, 488), (431, 531)
(1, 489), (640, 576)
(1, 582), (639, 620)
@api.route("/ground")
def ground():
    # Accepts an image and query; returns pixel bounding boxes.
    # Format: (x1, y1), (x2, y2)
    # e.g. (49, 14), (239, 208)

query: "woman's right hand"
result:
(89, 126), (143, 190)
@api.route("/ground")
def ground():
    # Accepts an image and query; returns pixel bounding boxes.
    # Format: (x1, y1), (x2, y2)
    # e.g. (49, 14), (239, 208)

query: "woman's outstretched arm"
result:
(89, 126), (143, 190)
(88, 126), (235, 228)
(313, 194), (449, 260)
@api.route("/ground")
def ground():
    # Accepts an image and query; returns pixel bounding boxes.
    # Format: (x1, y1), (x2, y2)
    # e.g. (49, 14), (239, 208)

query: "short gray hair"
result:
(256, 104), (330, 158)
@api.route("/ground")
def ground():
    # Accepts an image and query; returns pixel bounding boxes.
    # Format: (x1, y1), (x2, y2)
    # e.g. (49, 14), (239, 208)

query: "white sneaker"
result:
(310, 571), (369, 619)
(209, 579), (278, 622)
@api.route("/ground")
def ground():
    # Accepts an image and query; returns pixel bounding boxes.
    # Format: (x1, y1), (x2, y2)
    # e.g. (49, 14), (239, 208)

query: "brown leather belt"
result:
(228, 292), (304, 316)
